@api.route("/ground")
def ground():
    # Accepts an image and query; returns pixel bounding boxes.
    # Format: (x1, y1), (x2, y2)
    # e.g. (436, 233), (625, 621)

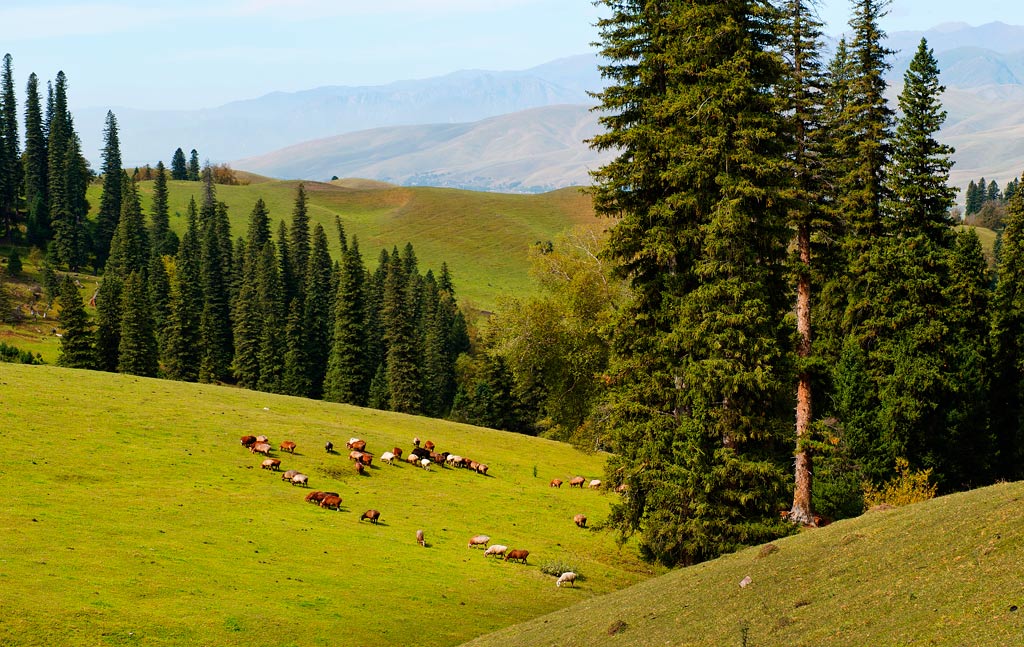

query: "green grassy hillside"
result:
(461, 481), (1024, 647)
(87, 179), (597, 310)
(0, 364), (659, 647)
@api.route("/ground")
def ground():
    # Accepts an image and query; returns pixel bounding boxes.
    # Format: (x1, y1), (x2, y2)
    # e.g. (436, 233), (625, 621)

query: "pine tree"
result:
(246, 198), (272, 253)
(163, 198), (202, 381)
(0, 53), (20, 237)
(232, 266), (262, 388)
(367, 362), (390, 410)
(187, 149), (200, 181)
(47, 73), (90, 270)
(276, 220), (294, 310)
(256, 241), (285, 393)
(302, 223), (333, 398)
(198, 169), (233, 383)
(57, 274), (94, 368)
(990, 189), (1024, 480)
(170, 147), (187, 180)
(287, 183), (310, 304)
(965, 180), (980, 215)
(117, 271), (158, 376)
(382, 249), (421, 413)
(281, 298), (310, 396)
(95, 111), (123, 267)
(92, 272), (123, 371)
(107, 175), (150, 276)
(150, 161), (178, 256)
(148, 251), (171, 352)
(23, 72), (48, 244)
(591, 0), (793, 566)
(324, 236), (368, 404)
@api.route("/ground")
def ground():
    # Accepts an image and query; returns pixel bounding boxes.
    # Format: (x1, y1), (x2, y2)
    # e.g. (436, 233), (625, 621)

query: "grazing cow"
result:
(406, 455), (420, 465)
(574, 514), (587, 528)
(416, 529), (425, 547)
(380, 451), (395, 465)
(291, 473), (308, 487)
(325, 441), (334, 453)
(468, 460), (480, 472)
(347, 437), (360, 448)
(282, 469), (299, 481)
(589, 479), (601, 490)
(354, 462), (365, 475)
(412, 437), (421, 447)
(261, 458), (281, 471)
(429, 451), (445, 466)
(468, 535), (490, 549)
(240, 435), (257, 447)
(392, 447), (403, 459)
(484, 544), (508, 558)
(424, 440), (435, 451)
(550, 479), (563, 488)
(359, 453), (373, 466)
(349, 450), (364, 462)
(347, 439), (367, 453)
(360, 509), (381, 524)
(476, 464), (488, 476)
(504, 549), (529, 564)
(420, 458), (431, 471)
(556, 572), (577, 587)
(279, 441), (296, 453)
(251, 443), (272, 456)
(410, 447), (430, 460)
(256, 435), (269, 444)
(305, 491), (326, 504)
(569, 476), (586, 488)
(320, 495), (342, 511)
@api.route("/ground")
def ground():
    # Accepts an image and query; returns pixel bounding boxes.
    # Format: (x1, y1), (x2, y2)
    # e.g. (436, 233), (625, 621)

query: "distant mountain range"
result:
(72, 21), (1024, 194)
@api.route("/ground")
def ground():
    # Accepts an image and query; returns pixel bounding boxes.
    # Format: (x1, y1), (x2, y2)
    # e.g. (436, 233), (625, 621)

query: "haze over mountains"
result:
(73, 22), (1024, 194)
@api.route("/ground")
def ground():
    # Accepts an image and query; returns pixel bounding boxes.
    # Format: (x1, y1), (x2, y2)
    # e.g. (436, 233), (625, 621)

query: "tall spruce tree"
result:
(324, 236), (368, 404)
(198, 169), (233, 383)
(47, 73), (90, 270)
(57, 274), (94, 368)
(302, 223), (334, 398)
(148, 250), (171, 352)
(117, 270), (158, 376)
(590, 0), (793, 566)
(0, 53), (20, 237)
(281, 298), (311, 396)
(383, 249), (421, 413)
(23, 72), (48, 244)
(965, 179), (980, 215)
(187, 149), (200, 181)
(287, 183), (310, 304)
(170, 147), (187, 180)
(95, 111), (123, 267)
(163, 198), (202, 381)
(150, 161), (178, 256)
(256, 241), (285, 393)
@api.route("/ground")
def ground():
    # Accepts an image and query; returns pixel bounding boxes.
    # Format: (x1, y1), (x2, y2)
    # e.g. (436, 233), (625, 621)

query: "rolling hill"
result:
(461, 480), (1024, 647)
(0, 363), (660, 647)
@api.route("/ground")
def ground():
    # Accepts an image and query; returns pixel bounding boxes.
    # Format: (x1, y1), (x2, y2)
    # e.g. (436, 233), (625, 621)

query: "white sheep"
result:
(420, 458), (431, 471)
(589, 479), (602, 489)
(483, 544), (508, 558)
(446, 454), (462, 466)
(380, 451), (395, 465)
(556, 572), (577, 587)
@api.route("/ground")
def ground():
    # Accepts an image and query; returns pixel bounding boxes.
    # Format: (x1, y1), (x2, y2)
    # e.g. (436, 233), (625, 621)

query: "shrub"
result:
(539, 560), (582, 579)
(862, 458), (937, 510)
(0, 341), (44, 365)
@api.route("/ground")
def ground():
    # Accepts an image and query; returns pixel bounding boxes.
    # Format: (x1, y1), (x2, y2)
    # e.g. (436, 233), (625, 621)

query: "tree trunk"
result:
(791, 222), (815, 525)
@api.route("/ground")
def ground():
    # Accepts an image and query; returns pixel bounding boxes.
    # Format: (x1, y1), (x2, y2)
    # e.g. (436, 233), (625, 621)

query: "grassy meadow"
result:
(0, 363), (660, 647)
(464, 480), (1024, 647)
(86, 178), (598, 310)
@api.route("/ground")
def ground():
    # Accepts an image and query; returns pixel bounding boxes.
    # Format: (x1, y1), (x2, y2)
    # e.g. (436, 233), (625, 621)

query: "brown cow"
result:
(261, 458), (281, 471)
(279, 441), (296, 453)
(251, 443), (272, 456)
(476, 464), (489, 476)
(320, 495), (342, 511)
(349, 450), (364, 462)
(354, 462), (365, 475)
(305, 491), (326, 503)
(360, 509), (381, 524)
(550, 479), (563, 488)
(240, 435), (257, 447)
(347, 439), (367, 452)
(574, 514), (587, 528)
(424, 440), (435, 451)
(569, 476), (586, 488)
(416, 529), (425, 547)
(359, 453), (373, 466)
(429, 451), (446, 466)
(392, 447), (403, 459)
(504, 549), (529, 564)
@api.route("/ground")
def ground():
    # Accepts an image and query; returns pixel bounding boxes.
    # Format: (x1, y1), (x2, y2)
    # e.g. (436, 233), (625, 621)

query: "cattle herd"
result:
(239, 432), (602, 587)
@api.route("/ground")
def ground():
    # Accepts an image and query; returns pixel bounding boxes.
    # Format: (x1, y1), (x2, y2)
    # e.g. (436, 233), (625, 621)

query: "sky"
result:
(1, 0), (1022, 111)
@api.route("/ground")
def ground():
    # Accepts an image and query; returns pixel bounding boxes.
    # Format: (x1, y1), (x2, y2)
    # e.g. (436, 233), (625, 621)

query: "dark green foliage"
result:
(301, 224), (333, 398)
(148, 251), (171, 351)
(95, 111), (123, 267)
(256, 242), (285, 393)
(163, 199), (202, 381)
(965, 180), (980, 216)
(591, 0), (793, 566)
(383, 248), (421, 414)
(198, 171), (233, 383)
(23, 73), (48, 244)
(0, 341), (43, 364)
(92, 272), (122, 372)
(246, 198), (271, 253)
(367, 362), (390, 410)
(0, 267), (11, 323)
(281, 298), (310, 396)
(988, 180), (1000, 203)
(0, 53), (20, 238)
(7, 248), (22, 275)
(287, 183), (310, 305)
(150, 161), (178, 256)
(232, 263), (262, 389)
(324, 237), (368, 404)
(106, 176), (150, 277)
(450, 353), (521, 432)
(170, 148), (187, 181)
(117, 271), (158, 377)
(187, 149), (200, 181)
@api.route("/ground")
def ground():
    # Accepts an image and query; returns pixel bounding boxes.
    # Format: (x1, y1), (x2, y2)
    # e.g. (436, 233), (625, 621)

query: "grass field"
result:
(86, 178), (598, 310)
(463, 480), (1024, 647)
(0, 364), (659, 647)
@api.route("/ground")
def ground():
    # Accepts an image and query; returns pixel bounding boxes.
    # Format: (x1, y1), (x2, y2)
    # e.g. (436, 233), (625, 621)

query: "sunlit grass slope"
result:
(88, 179), (597, 309)
(0, 364), (658, 647)
(462, 481), (1024, 647)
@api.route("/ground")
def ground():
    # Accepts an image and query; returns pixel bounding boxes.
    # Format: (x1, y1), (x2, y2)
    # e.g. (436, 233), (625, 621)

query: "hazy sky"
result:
(0, 0), (1021, 111)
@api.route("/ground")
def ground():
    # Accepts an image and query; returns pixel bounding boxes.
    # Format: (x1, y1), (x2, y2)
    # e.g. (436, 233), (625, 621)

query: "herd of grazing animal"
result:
(240, 433), (601, 587)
